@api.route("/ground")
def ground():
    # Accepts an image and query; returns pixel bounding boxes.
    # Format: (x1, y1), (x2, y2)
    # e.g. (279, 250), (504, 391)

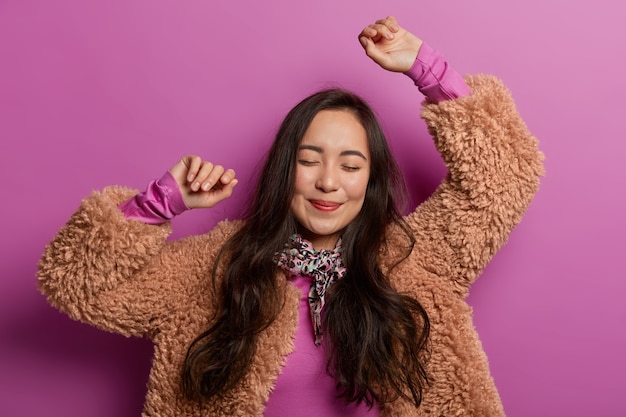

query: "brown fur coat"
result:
(38, 75), (544, 416)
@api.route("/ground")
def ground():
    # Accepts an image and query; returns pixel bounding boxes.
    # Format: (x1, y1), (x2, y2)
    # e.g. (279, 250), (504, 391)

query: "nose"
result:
(315, 166), (339, 193)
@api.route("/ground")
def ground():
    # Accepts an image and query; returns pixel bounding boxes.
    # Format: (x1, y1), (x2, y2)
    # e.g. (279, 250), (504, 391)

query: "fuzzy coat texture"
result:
(38, 75), (544, 416)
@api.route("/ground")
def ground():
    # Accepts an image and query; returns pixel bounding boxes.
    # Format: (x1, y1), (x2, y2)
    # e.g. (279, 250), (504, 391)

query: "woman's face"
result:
(290, 110), (371, 250)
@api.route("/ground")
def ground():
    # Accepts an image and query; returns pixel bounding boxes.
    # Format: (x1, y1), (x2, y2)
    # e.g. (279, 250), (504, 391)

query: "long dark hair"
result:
(182, 89), (430, 408)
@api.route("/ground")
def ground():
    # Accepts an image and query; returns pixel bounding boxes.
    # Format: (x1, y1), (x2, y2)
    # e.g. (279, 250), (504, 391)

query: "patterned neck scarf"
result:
(275, 234), (346, 345)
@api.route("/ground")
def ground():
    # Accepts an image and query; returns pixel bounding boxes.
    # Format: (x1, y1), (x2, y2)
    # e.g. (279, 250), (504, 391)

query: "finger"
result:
(357, 25), (381, 43)
(370, 23), (395, 40)
(191, 161), (214, 191)
(376, 16), (399, 32)
(219, 168), (237, 185)
(200, 164), (226, 192)
(362, 24), (388, 42)
(184, 155), (203, 183)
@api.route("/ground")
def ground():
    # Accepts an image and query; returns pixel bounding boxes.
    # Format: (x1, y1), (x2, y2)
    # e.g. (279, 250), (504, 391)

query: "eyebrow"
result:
(298, 144), (368, 160)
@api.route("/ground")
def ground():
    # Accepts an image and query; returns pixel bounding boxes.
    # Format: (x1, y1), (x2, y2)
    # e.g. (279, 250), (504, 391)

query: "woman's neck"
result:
(299, 230), (341, 251)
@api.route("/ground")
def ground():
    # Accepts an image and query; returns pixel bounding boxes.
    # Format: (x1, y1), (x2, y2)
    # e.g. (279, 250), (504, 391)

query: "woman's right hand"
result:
(169, 155), (238, 209)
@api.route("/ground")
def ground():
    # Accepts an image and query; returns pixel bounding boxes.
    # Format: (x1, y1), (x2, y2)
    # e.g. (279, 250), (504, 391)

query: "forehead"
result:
(300, 110), (369, 155)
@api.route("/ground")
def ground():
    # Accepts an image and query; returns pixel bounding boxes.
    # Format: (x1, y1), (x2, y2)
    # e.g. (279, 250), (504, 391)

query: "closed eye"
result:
(298, 159), (319, 166)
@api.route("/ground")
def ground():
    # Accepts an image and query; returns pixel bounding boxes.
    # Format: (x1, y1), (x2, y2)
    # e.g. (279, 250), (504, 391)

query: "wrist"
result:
(404, 42), (471, 103)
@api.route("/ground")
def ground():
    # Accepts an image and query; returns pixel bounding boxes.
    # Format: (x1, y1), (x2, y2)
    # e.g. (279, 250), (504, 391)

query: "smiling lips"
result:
(310, 200), (342, 212)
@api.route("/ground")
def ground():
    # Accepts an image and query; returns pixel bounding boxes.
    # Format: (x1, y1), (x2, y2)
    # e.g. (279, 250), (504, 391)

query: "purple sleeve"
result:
(404, 42), (471, 103)
(118, 171), (189, 224)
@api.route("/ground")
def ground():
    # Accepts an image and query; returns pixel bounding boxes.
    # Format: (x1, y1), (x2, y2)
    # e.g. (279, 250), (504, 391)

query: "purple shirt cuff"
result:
(404, 42), (471, 103)
(119, 171), (189, 224)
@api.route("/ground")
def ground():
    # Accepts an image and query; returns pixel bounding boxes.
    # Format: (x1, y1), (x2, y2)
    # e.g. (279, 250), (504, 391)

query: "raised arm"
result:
(359, 17), (545, 295)
(37, 156), (238, 337)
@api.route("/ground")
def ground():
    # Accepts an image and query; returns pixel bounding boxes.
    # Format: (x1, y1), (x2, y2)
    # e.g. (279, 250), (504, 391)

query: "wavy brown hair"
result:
(182, 89), (430, 408)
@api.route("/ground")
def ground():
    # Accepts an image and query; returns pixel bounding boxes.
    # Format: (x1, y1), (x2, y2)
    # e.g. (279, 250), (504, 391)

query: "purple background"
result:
(1, 1), (624, 416)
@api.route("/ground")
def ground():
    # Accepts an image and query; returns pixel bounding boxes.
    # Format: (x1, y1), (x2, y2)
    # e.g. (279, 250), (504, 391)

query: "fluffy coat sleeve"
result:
(37, 185), (233, 338)
(406, 74), (545, 296)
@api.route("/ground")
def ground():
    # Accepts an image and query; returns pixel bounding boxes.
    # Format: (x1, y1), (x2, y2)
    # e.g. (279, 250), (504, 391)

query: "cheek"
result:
(292, 169), (305, 195)
(346, 174), (370, 200)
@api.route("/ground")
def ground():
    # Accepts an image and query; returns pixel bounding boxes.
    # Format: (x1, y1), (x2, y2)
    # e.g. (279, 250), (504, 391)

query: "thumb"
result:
(359, 36), (388, 67)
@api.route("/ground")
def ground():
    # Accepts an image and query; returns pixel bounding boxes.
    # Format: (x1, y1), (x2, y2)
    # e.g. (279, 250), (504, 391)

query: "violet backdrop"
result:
(1, 0), (624, 416)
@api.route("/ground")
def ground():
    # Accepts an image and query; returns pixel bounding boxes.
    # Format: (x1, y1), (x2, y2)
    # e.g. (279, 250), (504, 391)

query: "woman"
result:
(38, 16), (544, 416)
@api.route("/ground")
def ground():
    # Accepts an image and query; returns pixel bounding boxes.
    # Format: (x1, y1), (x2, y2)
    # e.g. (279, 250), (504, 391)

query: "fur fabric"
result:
(38, 75), (544, 416)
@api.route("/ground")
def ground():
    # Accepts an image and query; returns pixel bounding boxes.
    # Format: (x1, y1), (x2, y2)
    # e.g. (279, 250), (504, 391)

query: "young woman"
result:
(38, 16), (544, 416)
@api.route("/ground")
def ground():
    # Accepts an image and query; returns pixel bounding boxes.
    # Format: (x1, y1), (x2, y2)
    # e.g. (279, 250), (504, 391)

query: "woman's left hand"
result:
(358, 16), (423, 73)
